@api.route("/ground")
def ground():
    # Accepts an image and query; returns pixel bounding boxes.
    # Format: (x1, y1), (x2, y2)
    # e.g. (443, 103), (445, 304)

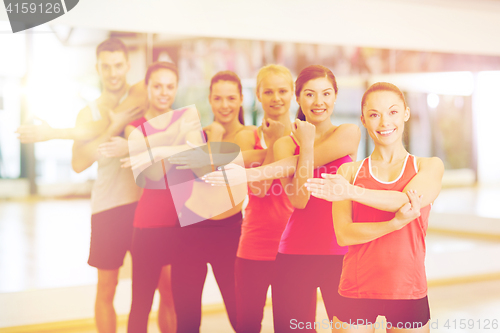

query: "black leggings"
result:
(127, 227), (175, 333)
(171, 211), (242, 333)
(272, 253), (344, 332)
(235, 257), (276, 333)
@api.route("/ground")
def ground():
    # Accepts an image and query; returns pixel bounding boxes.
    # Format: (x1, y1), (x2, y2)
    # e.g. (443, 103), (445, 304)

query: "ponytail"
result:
(296, 107), (306, 121)
(238, 106), (245, 125)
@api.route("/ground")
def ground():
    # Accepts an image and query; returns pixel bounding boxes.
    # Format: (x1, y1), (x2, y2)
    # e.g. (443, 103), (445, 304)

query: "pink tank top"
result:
(237, 130), (295, 260)
(278, 136), (350, 255)
(130, 110), (193, 228)
(339, 154), (431, 299)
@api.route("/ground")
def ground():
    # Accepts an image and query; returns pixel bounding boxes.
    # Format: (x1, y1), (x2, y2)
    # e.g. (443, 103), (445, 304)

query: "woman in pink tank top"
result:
(306, 82), (444, 332)
(124, 62), (184, 333)
(270, 65), (360, 332)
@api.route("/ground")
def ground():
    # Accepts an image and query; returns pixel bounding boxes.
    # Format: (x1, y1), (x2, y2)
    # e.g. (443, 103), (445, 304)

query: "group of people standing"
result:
(17, 37), (444, 333)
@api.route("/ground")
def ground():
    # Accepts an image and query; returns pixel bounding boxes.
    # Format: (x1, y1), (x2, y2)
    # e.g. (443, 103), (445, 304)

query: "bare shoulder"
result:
(338, 160), (363, 183)
(275, 135), (294, 148)
(416, 156), (444, 173)
(235, 128), (256, 142)
(234, 128), (256, 150)
(128, 80), (147, 95)
(332, 123), (360, 137)
(324, 123), (361, 146)
(244, 125), (257, 131)
(235, 128), (256, 139)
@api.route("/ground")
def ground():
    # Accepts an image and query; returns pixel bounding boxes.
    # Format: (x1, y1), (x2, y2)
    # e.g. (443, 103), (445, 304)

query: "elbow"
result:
(335, 231), (350, 247)
(293, 203), (307, 210)
(336, 237), (348, 247)
(72, 160), (84, 174)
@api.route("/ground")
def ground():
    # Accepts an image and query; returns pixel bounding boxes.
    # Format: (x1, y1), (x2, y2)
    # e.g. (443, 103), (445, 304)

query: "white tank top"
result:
(89, 92), (142, 214)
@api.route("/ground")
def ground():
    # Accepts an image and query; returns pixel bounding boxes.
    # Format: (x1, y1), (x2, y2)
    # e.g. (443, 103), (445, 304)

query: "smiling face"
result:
(96, 51), (130, 92)
(257, 73), (293, 118)
(361, 90), (410, 146)
(297, 77), (336, 124)
(209, 80), (243, 124)
(147, 68), (178, 112)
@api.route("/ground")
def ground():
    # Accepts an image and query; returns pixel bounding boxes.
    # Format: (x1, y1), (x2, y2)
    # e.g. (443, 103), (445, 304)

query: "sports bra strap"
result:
(253, 128), (260, 143)
(290, 135), (299, 147)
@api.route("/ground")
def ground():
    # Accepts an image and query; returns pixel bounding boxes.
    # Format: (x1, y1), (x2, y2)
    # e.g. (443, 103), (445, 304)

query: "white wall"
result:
(2, 0), (500, 56)
(474, 71), (500, 184)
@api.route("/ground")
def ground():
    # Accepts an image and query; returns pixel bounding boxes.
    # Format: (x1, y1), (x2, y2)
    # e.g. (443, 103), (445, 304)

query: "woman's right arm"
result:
(332, 165), (423, 246)
(273, 120), (316, 209)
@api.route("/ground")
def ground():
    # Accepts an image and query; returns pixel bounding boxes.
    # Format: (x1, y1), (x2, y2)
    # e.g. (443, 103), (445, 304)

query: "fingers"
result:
(305, 178), (325, 185)
(310, 192), (328, 200)
(304, 183), (324, 193)
(200, 171), (227, 185)
(321, 173), (338, 180)
(399, 202), (412, 214)
(120, 158), (132, 168)
(406, 190), (422, 208)
(98, 143), (110, 150)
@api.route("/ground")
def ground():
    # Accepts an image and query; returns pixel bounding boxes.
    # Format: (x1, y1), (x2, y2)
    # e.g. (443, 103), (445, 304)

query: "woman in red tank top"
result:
(125, 62), (182, 333)
(232, 65), (295, 333)
(306, 82), (444, 332)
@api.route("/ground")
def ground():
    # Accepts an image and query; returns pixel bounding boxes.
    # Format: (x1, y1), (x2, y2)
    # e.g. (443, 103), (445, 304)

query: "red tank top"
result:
(237, 130), (295, 260)
(130, 110), (193, 228)
(339, 154), (431, 299)
(278, 136), (350, 255)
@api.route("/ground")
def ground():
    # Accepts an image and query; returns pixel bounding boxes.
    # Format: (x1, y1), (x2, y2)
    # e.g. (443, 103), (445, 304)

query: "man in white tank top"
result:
(72, 38), (147, 333)
(17, 38), (148, 333)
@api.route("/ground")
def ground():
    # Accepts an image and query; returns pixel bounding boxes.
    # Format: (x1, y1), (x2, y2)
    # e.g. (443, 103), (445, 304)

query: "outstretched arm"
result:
(18, 81), (147, 143)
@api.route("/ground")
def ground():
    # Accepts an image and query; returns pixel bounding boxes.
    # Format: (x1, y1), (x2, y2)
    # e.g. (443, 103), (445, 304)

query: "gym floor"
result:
(1, 186), (499, 333)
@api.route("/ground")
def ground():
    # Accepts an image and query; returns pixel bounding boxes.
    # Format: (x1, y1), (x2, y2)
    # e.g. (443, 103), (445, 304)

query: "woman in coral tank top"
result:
(232, 65), (295, 333)
(306, 82), (444, 332)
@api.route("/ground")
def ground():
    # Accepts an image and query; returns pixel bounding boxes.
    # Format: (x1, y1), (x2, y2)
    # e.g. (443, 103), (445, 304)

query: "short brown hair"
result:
(96, 38), (128, 60)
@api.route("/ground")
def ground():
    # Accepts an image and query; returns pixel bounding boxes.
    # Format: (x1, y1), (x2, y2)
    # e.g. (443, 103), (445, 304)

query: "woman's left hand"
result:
(305, 173), (352, 201)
